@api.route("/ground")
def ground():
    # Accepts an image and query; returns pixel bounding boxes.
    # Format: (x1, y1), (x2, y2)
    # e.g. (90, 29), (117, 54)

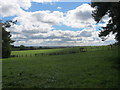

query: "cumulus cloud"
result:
(10, 10), (64, 42)
(10, 24), (116, 46)
(13, 10), (64, 27)
(64, 4), (96, 28)
(79, 31), (92, 37)
(0, 0), (25, 17)
(19, 0), (32, 10)
(1, 1), (116, 46)
(31, 11), (64, 25)
(0, 0), (60, 17)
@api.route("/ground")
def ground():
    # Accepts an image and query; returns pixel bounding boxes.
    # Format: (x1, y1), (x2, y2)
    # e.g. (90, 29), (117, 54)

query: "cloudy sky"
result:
(0, 0), (117, 46)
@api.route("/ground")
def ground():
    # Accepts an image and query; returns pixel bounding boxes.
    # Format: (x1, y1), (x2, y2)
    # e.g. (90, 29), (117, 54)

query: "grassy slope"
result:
(2, 46), (119, 88)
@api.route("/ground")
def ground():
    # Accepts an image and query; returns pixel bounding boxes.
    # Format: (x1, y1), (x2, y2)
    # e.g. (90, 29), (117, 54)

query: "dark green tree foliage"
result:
(20, 45), (26, 50)
(30, 46), (35, 50)
(1, 20), (16, 58)
(91, 2), (120, 44)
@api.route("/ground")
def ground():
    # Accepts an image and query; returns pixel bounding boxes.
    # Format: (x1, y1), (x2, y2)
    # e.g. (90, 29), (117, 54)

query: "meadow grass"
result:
(2, 46), (119, 88)
(11, 48), (63, 56)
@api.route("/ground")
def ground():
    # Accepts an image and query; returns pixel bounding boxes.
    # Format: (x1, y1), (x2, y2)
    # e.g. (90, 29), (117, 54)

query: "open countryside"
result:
(2, 46), (119, 88)
(1, 1), (120, 89)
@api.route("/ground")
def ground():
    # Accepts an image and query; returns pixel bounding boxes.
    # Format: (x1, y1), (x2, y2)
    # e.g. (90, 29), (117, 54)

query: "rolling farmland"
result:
(2, 46), (119, 88)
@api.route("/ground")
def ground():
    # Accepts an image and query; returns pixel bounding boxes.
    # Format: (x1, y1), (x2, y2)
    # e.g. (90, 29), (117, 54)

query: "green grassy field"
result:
(2, 46), (119, 88)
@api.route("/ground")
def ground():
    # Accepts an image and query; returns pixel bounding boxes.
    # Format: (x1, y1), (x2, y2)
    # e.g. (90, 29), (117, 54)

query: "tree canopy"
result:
(91, 2), (120, 45)
(0, 20), (16, 58)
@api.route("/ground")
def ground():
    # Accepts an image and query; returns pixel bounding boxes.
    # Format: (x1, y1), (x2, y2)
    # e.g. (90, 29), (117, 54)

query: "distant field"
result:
(2, 46), (119, 88)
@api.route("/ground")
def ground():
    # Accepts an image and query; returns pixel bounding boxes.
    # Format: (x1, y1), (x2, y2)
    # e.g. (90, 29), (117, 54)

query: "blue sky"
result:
(25, 2), (91, 32)
(26, 2), (90, 12)
(0, 0), (116, 46)
(2, 2), (91, 31)
(1, 2), (89, 19)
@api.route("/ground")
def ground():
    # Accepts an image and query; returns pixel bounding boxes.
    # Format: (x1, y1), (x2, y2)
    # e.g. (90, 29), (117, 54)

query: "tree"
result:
(30, 46), (35, 50)
(0, 21), (2, 58)
(20, 45), (26, 50)
(91, 2), (120, 45)
(0, 20), (16, 58)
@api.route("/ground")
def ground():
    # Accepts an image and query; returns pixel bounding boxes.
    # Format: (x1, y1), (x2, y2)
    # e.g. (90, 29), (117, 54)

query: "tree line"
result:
(11, 45), (54, 51)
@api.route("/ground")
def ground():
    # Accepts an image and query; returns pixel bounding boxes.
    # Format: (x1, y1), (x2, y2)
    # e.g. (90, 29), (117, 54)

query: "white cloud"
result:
(57, 7), (62, 9)
(13, 10), (64, 26)
(0, 0), (60, 17)
(1, 2), (116, 46)
(97, 14), (111, 28)
(31, 11), (64, 25)
(64, 4), (96, 28)
(19, 0), (32, 10)
(0, 0), (25, 17)
(10, 24), (116, 46)
(11, 10), (64, 39)
(79, 31), (92, 37)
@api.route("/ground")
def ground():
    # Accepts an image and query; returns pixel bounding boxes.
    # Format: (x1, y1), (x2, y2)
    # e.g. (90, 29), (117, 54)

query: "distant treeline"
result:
(11, 45), (72, 51)
(11, 45), (51, 51)
(11, 42), (119, 51)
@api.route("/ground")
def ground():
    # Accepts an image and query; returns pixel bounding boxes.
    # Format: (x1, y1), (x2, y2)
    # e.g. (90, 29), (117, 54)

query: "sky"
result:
(0, 0), (117, 46)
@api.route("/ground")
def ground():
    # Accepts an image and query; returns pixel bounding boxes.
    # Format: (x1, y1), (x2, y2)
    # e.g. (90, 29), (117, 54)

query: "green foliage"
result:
(20, 45), (26, 50)
(2, 46), (119, 88)
(91, 2), (120, 44)
(29, 46), (35, 50)
(1, 21), (15, 58)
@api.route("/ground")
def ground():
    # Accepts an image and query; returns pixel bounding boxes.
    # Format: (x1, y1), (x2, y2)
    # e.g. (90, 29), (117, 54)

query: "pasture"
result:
(2, 46), (119, 88)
